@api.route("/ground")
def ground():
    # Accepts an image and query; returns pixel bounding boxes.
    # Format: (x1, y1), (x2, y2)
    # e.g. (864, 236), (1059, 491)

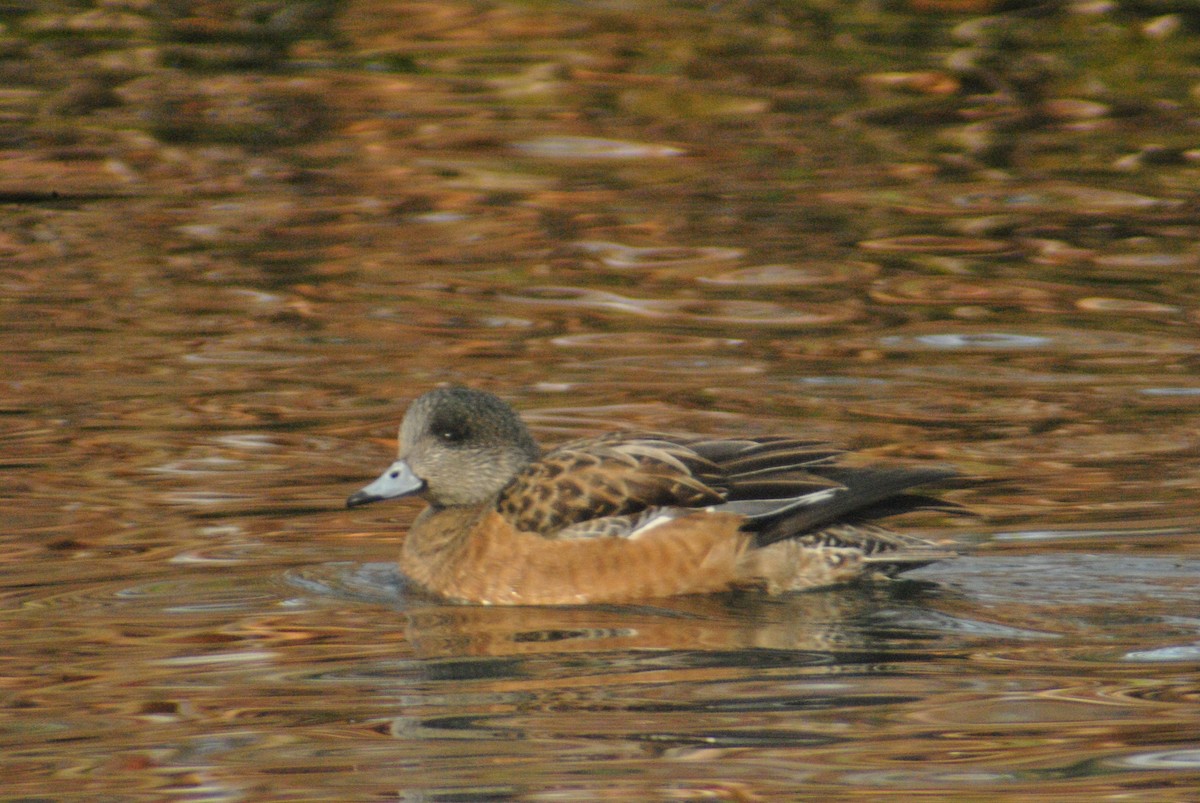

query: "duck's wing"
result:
(496, 434), (726, 536)
(682, 436), (850, 514)
(545, 448), (961, 546)
(496, 433), (859, 538)
(747, 465), (960, 547)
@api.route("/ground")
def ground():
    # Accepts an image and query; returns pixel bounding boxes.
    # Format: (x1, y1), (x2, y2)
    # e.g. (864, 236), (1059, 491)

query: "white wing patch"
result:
(707, 487), (843, 519)
(628, 508), (691, 540)
(794, 488), (839, 506)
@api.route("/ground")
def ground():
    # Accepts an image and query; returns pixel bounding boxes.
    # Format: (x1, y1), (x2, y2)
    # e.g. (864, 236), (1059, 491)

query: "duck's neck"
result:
(404, 504), (486, 563)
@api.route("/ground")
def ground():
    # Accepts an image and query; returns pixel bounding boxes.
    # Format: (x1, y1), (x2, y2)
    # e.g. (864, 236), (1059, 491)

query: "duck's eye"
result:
(435, 424), (468, 444)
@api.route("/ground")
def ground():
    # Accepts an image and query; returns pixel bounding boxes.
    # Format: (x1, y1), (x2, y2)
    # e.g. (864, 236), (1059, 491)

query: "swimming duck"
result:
(347, 386), (956, 605)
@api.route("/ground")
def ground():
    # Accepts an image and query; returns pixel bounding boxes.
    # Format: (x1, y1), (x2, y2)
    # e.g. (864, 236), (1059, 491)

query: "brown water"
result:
(4, 1), (1200, 800)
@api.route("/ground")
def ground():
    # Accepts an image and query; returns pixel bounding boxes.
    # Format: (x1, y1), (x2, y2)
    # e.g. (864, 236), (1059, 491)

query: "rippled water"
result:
(4, 1), (1200, 800)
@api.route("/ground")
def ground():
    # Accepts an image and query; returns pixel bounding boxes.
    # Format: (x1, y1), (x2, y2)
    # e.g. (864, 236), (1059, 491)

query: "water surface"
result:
(3, 1), (1200, 800)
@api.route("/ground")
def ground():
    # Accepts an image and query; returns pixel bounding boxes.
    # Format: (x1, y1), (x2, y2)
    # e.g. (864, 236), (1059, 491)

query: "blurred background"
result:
(3, 1), (1200, 799)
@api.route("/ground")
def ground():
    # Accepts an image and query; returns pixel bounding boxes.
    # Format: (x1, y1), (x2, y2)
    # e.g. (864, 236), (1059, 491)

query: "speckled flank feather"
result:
(496, 437), (725, 535)
(348, 387), (961, 605)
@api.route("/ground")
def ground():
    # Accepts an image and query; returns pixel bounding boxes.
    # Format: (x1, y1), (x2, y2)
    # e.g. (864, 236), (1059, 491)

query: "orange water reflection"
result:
(4, 0), (1200, 799)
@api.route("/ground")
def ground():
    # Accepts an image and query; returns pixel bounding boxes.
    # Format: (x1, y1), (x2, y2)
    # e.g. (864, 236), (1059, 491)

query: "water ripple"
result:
(182, 349), (316, 366)
(882, 332), (1052, 350)
(699, 262), (878, 287)
(879, 328), (1194, 353)
(512, 136), (684, 159)
(577, 355), (766, 375)
(502, 286), (854, 326)
(574, 240), (743, 271)
(858, 234), (1017, 256)
(548, 332), (743, 351)
(1111, 748), (1200, 769)
(1121, 642), (1200, 662)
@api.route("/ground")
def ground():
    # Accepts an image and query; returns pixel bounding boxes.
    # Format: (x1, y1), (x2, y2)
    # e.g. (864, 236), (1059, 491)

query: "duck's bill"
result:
(347, 459), (425, 508)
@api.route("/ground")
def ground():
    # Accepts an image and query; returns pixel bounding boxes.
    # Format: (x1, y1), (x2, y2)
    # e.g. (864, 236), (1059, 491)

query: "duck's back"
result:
(495, 433), (949, 541)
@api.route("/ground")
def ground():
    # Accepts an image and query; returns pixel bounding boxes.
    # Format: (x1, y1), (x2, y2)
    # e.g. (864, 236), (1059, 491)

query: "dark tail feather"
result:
(849, 492), (968, 521)
(753, 466), (956, 548)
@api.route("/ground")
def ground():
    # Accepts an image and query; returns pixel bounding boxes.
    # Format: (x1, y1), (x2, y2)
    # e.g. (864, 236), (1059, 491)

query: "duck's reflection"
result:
(398, 580), (943, 659)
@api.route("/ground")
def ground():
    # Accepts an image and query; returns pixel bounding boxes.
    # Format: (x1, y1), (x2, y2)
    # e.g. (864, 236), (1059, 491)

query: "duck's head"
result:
(347, 386), (540, 509)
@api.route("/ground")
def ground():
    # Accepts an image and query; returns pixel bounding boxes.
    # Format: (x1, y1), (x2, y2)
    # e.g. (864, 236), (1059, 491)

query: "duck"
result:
(347, 386), (958, 605)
